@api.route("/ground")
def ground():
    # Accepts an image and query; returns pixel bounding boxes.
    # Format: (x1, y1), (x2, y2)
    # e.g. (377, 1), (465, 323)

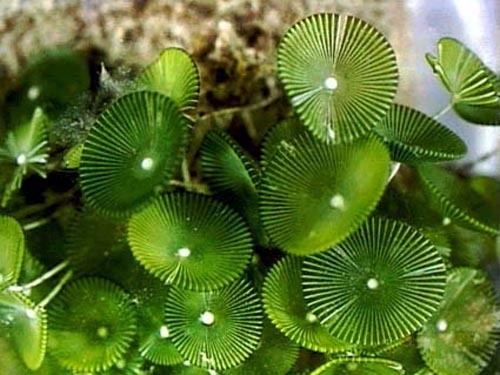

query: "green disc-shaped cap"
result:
(128, 192), (253, 291)
(278, 13), (398, 143)
(311, 357), (405, 375)
(21, 48), (90, 108)
(260, 133), (390, 255)
(136, 47), (200, 119)
(165, 279), (263, 371)
(303, 217), (447, 346)
(80, 91), (188, 217)
(417, 164), (499, 235)
(0, 216), (24, 290)
(374, 104), (467, 163)
(48, 277), (137, 372)
(88, 251), (184, 367)
(0, 291), (47, 370)
(263, 256), (353, 353)
(417, 268), (499, 375)
(426, 37), (500, 125)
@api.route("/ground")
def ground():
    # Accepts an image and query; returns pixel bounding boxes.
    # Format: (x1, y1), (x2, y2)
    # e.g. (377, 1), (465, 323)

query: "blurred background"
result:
(0, 0), (499, 175)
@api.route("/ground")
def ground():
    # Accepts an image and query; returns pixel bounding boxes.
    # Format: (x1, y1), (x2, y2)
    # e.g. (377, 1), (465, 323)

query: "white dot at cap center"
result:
(97, 326), (109, 338)
(25, 309), (36, 319)
(329, 194), (345, 210)
(367, 278), (379, 290)
(27, 86), (40, 100)
(324, 76), (338, 90)
(305, 312), (318, 323)
(177, 247), (191, 258)
(141, 157), (154, 171)
(436, 319), (448, 332)
(116, 359), (126, 369)
(159, 325), (170, 338)
(17, 154), (27, 166)
(200, 311), (215, 326)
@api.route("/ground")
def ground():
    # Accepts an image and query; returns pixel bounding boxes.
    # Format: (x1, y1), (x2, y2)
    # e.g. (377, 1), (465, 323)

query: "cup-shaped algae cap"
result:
(165, 279), (263, 371)
(426, 37), (499, 106)
(48, 277), (137, 372)
(128, 192), (253, 291)
(278, 13), (398, 142)
(80, 91), (188, 217)
(260, 133), (390, 255)
(303, 217), (447, 346)
(417, 268), (499, 375)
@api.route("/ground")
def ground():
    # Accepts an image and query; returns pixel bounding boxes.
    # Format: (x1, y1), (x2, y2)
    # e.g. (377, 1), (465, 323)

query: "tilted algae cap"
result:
(48, 277), (137, 372)
(426, 37), (500, 125)
(260, 133), (390, 255)
(0, 215), (24, 290)
(303, 217), (447, 346)
(417, 268), (499, 375)
(417, 164), (499, 236)
(136, 47), (200, 120)
(374, 103), (467, 163)
(0, 291), (47, 370)
(278, 13), (398, 143)
(200, 129), (266, 245)
(79, 91), (188, 217)
(263, 256), (354, 353)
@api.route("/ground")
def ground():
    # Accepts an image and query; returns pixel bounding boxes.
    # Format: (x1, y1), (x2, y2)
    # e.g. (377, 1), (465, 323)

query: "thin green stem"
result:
(37, 270), (73, 308)
(433, 103), (452, 120)
(22, 217), (51, 231)
(182, 158), (191, 185)
(9, 260), (69, 292)
(1, 168), (23, 208)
